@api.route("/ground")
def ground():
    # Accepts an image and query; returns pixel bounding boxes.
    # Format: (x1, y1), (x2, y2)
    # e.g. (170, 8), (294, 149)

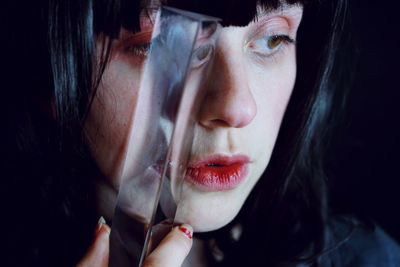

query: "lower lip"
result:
(185, 160), (249, 192)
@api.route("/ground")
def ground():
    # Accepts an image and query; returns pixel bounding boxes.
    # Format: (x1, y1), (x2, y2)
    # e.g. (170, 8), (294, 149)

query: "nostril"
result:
(208, 119), (232, 128)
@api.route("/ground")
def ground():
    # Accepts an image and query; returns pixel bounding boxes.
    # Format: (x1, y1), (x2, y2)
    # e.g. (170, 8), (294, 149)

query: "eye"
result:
(191, 43), (214, 68)
(267, 35), (284, 49)
(249, 34), (295, 57)
(125, 42), (151, 57)
(121, 29), (154, 59)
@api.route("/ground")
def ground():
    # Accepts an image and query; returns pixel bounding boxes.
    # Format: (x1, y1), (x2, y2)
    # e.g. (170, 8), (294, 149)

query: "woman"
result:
(3, 0), (400, 266)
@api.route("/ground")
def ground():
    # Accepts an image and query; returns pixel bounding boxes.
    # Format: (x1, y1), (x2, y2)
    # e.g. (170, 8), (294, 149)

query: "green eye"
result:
(267, 35), (283, 49)
(250, 34), (295, 57)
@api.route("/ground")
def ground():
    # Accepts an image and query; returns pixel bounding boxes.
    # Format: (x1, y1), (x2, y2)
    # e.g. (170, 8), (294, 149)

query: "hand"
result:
(76, 217), (110, 267)
(142, 223), (193, 267)
(76, 218), (193, 267)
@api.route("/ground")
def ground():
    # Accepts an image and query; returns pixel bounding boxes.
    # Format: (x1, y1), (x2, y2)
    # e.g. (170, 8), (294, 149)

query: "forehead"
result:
(95, 0), (307, 37)
(159, 0), (306, 26)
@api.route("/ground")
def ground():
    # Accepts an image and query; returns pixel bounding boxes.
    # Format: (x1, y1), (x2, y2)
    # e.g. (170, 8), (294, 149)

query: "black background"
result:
(329, 0), (400, 243)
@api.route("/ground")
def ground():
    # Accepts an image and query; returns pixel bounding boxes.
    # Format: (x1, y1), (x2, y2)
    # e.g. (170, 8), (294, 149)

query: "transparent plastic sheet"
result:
(108, 7), (221, 267)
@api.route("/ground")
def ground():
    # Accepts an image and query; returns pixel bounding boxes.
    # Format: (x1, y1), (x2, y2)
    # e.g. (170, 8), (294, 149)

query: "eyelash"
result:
(124, 34), (295, 63)
(125, 42), (151, 57)
(249, 34), (295, 60)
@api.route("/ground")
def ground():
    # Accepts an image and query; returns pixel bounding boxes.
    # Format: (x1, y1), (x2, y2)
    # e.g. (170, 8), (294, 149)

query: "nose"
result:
(198, 40), (257, 129)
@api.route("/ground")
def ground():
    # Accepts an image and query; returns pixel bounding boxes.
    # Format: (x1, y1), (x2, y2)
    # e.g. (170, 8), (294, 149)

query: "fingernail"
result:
(96, 216), (106, 235)
(179, 224), (193, 239)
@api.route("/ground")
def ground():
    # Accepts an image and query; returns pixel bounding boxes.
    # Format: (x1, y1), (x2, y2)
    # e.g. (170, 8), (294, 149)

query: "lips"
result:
(185, 155), (250, 191)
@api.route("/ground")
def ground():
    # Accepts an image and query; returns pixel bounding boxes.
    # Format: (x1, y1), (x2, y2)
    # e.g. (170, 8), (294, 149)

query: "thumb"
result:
(142, 224), (193, 267)
(76, 217), (110, 267)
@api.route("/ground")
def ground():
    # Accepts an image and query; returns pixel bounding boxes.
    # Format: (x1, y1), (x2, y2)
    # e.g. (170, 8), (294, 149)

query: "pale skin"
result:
(78, 4), (303, 267)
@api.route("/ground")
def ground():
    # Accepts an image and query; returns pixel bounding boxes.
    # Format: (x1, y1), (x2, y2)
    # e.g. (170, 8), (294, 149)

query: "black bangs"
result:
(94, 0), (310, 38)
(164, 0), (258, 27)
(93, 0), (142, 38)
(167, 0), (309, 27)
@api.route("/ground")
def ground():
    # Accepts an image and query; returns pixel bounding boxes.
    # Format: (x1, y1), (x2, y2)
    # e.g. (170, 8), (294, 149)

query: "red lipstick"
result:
(185, 155), (249, 191)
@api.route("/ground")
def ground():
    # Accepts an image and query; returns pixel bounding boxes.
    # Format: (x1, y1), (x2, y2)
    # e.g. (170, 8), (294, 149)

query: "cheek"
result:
(245, 49), (297, 171)
(173, 50), (298, 232)
(84, 59), (141, 187)
(252, 54), (296, 125)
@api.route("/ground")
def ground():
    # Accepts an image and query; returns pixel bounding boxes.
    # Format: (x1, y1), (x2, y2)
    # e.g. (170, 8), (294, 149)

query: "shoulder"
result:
(318, 215), (400, 267)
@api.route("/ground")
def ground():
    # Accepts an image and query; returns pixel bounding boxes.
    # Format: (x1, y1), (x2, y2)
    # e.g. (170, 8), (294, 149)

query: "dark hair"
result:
(3, 0), (350, 266)
(201, 1), (352, 266)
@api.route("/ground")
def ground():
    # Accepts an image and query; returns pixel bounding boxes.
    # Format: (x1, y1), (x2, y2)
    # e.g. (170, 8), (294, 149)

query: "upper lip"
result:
(187, 154), (251, 168)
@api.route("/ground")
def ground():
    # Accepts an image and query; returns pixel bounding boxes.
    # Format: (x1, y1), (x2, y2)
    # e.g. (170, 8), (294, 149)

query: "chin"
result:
(172, 183), (247, 232)
(159, 159), (265, 232)
(159, 187), (243, 232)
(174, 202), (241, 232)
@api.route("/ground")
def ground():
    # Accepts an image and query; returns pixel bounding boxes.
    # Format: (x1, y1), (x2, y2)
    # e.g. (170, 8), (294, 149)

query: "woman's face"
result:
(85, 4), (303, 232)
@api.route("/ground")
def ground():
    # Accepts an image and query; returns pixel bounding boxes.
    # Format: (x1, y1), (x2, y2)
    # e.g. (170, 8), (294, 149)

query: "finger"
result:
(149, 219), (174, 250)
(76, 218), (111, 267)
(142, 224), (193, 267)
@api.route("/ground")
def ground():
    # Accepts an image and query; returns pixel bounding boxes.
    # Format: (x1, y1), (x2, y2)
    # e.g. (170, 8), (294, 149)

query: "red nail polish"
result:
(160, 219), (173, 225)
(179, 226), (193, 239)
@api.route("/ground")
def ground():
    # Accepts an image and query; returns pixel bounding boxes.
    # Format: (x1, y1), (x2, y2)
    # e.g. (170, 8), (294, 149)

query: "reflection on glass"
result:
(108, 6), (221, 267)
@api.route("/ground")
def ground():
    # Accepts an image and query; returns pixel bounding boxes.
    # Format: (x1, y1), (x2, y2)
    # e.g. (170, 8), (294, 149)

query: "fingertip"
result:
(177, 224), (193, 240)
(95, 216), (109, 235)
(95, 216), (111, 241)
(97, 224), (111, 245)
(93, 220), (110, 250)
(101, 223), (111, 235)
(142, 223), (193, 267)
(76, 225), (110, 267)
(169, 223), (193, 253)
